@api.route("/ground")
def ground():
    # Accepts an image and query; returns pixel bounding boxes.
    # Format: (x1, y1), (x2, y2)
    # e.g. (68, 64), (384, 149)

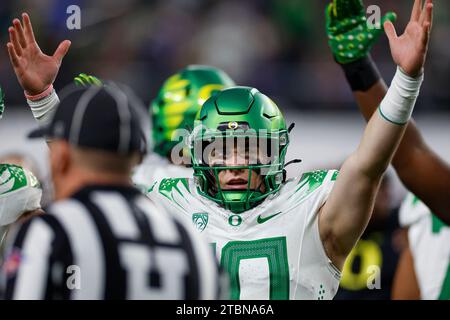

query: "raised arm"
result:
(7, 13), (71, 95)
(391, 243), (421, 299)
(6, 13), (70, 126)
(320, 0), (433, 269)
(326, 0), (450, 224)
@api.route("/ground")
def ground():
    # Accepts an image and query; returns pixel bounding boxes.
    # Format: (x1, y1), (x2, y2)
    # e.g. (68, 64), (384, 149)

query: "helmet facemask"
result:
(190, 126), (289, 213)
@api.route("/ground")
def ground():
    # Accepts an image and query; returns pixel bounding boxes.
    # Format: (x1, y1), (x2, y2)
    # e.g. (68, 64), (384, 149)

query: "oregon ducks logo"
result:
(228, 121), (239, 130)
(340, 238), (382, 291)
(228, 214), (242, 227)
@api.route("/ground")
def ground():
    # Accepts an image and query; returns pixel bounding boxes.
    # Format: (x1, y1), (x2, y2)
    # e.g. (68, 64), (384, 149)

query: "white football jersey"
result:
(399, 193), (450, 300)
(132, 153), (193, 191)
(145, 169), (342, 300)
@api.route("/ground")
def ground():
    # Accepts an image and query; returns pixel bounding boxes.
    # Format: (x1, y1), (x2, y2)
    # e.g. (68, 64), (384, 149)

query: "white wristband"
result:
(378, 67), (424, 125)
(27, 89), (60, 127)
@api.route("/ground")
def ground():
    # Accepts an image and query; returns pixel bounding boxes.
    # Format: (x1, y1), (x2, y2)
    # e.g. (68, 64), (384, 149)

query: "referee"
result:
(0, 84), (222, 299)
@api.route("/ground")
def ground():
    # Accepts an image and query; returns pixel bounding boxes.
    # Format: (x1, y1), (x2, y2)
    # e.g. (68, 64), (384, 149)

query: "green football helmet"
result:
(189, 86), (290, 213)
(151, 65), (235, 158)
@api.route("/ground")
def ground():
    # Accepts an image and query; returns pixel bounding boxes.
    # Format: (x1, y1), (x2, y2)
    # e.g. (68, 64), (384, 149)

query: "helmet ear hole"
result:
(185, 85), (191, 97)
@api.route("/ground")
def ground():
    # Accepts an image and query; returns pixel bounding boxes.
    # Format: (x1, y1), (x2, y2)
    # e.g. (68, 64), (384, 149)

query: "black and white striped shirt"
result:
(1, 185), (221, 299)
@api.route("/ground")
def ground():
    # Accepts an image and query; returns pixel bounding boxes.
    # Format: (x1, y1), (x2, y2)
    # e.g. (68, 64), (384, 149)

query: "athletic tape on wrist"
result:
(378, 67), (424, 125)
(27, 89), (60, 127)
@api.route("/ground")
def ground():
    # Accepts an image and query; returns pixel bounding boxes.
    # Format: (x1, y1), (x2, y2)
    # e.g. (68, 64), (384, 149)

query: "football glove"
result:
(74, 73), (103, 87)
(326, 0), (397, 64)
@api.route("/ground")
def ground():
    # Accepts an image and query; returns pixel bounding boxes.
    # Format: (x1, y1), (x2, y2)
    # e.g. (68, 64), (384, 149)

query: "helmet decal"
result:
(150, 65), (235, 158)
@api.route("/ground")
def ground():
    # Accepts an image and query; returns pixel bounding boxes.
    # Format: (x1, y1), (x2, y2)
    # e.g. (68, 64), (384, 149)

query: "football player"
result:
(325, 0), (450, 224)
(0, 87), (44, 284)
(0, 164), (43, 248)
(335, 175), (404, 300)
(326, 0), (449, 300)
(0, 163), (43, 300)
(392, 194), (450, 299)
(326, 0), (450, 300)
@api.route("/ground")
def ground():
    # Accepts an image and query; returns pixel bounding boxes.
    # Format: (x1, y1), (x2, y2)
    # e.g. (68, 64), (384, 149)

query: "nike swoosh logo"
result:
(257, 212), (282, 224)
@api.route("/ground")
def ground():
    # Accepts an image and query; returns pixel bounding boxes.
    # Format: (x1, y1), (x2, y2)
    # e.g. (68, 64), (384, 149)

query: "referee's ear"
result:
(49, 140), (72, 184)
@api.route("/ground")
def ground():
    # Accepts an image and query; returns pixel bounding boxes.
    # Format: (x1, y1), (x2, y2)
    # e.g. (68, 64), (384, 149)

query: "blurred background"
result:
(0, 0), (449, 205)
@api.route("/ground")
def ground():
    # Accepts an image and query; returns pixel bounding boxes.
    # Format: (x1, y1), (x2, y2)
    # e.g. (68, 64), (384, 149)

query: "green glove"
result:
(0, 87), (5, 119)
(326, 0), (397, 64)
(74, 73), (103, 87)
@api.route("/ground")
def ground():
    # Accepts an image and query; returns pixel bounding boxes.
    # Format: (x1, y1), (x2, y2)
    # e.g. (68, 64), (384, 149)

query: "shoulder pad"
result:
(158, 178), (191, 199)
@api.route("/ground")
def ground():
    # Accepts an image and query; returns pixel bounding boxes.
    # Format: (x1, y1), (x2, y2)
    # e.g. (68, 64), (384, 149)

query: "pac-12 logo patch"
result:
(192, 213), (209, 232)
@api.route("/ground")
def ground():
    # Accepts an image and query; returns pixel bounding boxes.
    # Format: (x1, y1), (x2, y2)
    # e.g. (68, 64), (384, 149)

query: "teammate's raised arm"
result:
(6, 13), (70, 127)
(7, 13), (71, 96)
(326, 0), (450, 224)
(319, 0), (433, 269)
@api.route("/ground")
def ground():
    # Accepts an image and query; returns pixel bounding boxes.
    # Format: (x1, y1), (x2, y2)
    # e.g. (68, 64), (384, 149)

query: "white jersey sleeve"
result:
(27, 90), (60, 127)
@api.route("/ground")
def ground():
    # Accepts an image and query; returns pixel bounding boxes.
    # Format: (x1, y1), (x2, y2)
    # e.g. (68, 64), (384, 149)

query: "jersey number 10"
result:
(212, 236), (290, 300)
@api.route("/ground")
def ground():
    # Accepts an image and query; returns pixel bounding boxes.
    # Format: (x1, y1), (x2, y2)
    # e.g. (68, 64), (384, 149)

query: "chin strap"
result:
(285, 158), (302, 167)
(283, 158), (302, 182)
(288, 123), (295, 133)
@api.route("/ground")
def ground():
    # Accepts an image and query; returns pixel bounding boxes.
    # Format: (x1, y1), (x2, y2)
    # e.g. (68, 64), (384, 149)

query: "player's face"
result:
(208, 144), (265, 191)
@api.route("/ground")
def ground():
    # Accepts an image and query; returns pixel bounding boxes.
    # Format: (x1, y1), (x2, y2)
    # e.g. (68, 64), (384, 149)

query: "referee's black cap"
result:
(28, 83), (147, 155)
